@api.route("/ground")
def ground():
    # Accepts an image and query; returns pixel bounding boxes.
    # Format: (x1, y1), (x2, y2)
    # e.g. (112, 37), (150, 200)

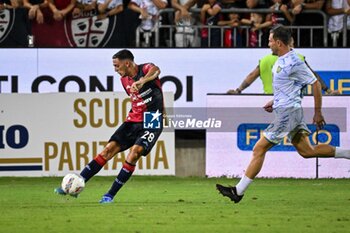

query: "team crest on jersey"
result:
(0, 9), (15, 43)
(64, 11), (116, 47)
(276, 66), (282, 73)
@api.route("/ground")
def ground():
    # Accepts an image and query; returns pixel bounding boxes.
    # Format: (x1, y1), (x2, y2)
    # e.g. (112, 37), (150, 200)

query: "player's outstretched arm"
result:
(227, 66), (260, 94)
(305, 61), (340, 95)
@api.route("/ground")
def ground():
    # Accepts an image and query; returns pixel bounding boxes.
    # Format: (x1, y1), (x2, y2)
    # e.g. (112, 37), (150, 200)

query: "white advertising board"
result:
(206, 95), (350, 178)
(0, 92), (175, 176)
(0, 48), (349, 107)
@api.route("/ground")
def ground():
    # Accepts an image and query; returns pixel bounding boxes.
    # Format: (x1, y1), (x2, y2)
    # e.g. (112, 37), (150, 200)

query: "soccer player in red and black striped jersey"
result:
(55, 49), (164, 203)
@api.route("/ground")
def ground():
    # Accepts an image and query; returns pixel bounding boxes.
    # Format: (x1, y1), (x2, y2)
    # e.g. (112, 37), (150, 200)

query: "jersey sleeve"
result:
(142, 63), (156, 75)
(291, 61), (317, 85)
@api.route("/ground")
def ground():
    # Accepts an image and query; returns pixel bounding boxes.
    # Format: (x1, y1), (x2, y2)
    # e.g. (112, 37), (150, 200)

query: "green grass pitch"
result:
(0, 176), (349, 233)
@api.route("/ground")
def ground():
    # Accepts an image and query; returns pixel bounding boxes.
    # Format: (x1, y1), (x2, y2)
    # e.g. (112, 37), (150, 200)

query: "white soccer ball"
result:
(61, 173), (85, 195)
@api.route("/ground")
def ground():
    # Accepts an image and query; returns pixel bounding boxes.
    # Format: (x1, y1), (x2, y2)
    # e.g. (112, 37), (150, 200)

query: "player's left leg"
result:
(292, 131), (350, 159)
(292, 131), (334, 158)
(216, 136), (274, 203)
(100, 128), (163, 203)
(99, 145), (142, 203)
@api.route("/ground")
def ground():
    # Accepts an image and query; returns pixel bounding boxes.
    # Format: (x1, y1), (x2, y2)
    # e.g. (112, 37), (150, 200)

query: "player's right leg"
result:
(80, 141), (121, 181)
(54, 141), (121, 196)
(99, 145), (142, 204)
(244, 137), (274, 178)
(217, 137), (274, 203)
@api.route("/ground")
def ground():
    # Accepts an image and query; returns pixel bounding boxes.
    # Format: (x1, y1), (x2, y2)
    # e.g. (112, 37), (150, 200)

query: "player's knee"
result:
(128, 146), (143, 163)
(252, 146), (265, 158)
(100, 143), (118, 161)
(100, 149), (112, 161)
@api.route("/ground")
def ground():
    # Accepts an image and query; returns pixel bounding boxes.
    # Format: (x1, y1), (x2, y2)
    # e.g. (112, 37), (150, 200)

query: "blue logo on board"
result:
(237, 124), (340, 151)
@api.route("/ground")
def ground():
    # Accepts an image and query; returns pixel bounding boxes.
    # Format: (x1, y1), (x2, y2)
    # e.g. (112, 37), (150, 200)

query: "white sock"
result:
(236, 175), (253, 196)
(335, 147), (350, 159)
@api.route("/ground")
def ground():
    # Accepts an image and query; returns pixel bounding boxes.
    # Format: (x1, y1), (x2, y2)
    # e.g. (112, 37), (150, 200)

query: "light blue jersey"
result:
(272, 50), (316, 109)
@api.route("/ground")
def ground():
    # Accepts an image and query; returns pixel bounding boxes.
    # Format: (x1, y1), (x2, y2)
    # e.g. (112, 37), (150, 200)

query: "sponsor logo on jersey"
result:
(137, 96), (152, 106)
(276, 66), (282, 73)
(139, 88), (152, 97)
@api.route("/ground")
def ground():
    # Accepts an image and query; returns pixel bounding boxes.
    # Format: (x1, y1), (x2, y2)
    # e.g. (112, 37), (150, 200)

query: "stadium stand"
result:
(0, 0), (349, 47)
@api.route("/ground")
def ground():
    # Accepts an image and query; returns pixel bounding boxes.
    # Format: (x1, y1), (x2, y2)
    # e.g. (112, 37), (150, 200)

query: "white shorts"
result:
(263, 107), (311, 144)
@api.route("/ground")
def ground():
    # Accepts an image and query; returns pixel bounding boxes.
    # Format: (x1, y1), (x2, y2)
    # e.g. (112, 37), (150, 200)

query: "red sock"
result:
(94, 154), (107, 166)
(122, 161), (136, 172)
(80, 154), (106, 182)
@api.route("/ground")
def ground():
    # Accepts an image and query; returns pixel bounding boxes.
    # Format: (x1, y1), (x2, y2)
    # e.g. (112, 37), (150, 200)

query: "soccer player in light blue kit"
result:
(216, 25), (350, 203)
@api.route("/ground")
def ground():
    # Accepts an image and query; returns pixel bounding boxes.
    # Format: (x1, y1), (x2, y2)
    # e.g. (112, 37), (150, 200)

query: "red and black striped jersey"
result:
(120, 63), (163, 122)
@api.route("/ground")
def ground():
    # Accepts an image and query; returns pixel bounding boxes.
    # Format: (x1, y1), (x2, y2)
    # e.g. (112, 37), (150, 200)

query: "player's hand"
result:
(263, 100), (274, 113)
(313, 112), (325, 130)
(227, 88), (241, 94)
(130, 80), (144, 93)
(326, 89), (340, 95)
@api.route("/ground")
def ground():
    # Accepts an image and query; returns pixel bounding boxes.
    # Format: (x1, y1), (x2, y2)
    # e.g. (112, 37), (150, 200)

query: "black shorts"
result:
(108, 122), (163, 156)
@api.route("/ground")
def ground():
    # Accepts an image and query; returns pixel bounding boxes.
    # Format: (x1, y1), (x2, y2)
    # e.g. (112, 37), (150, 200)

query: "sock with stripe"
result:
(107, 161), (136, 197)
(80, 154), (107, 182)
